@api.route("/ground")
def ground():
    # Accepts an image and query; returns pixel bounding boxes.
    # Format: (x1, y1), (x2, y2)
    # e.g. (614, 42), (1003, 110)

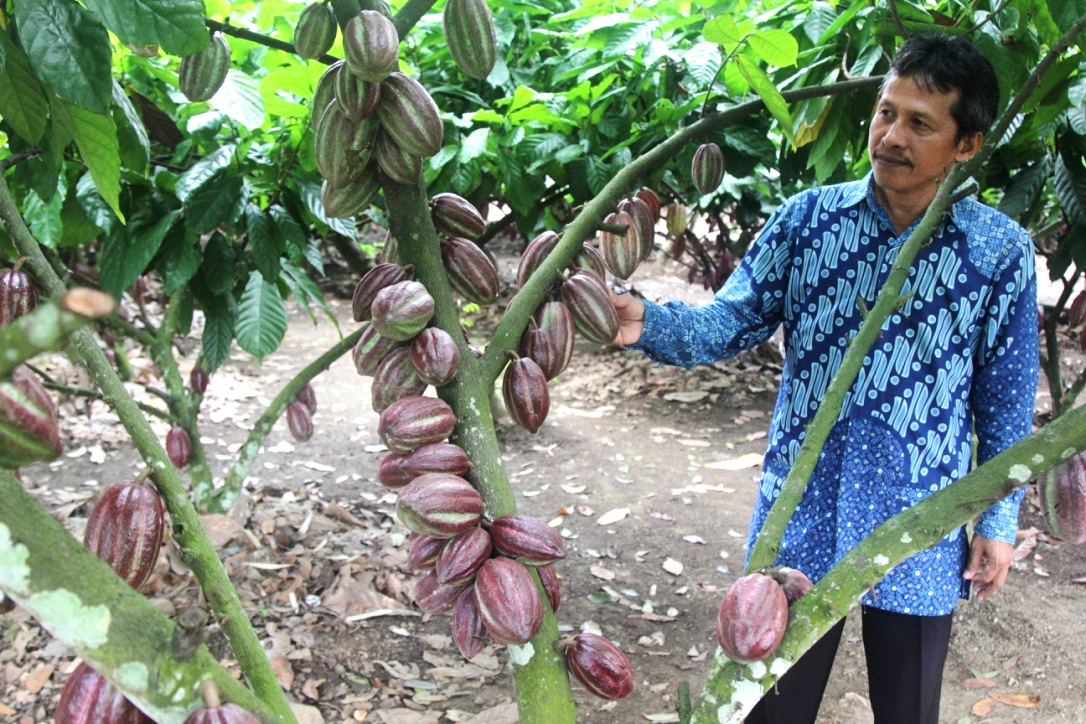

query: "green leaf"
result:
(175, 145), (236, 203)
(684, 42), (723, 91)
(111, 80), (150, 174)
(15, 0), (113, 113)
(747, 29), (798, 68)
(1055, 154), (1086, 223)
(200, 293), (236, 372)
(998, 157), (1051, 221)
(185, 170), (245, 234)
(246, 206), (281, 281)
(82, 0), (208, 56)
(803, 2), (836, 44)
(156, 226), (202, 294)
(459, 128), (491, 162)
(199, 232), (236, 296)
(703, 16), (743, 52)
(99, 210), (180, 296)
(23, 187), (65, 250)
(1046, 0), (1086, 38)
(75, 172), (118, 235)
(735, 55), (796, 148)
(211, 70), (266, 131)
(235, 271), (288, 361)
(281, 260), (338, 329)
(0, 34), (49, 144)
(53, 101), (124, 222)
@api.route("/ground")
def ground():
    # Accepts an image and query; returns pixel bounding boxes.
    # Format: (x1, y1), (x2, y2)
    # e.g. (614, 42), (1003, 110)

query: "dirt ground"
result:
(2, 258), (1085, 724)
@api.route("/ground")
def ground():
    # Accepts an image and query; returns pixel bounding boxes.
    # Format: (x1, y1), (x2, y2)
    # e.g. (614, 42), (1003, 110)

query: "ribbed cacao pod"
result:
(294, 3), (337, 60)
(190, 364), (209, 396)
(716, 572), (789, 664)
(378, 451), (413, 489)
(618, 196), (656, 261)
(0, 266), (38, 327)
(635, 186), (661, 221)
(84, 481), (164, 590)
(692, 142), (725, 196)
(315, 102), (365, 188)
(336, 69), (382, 122)
(599, 210), (640, 280)
(473, 557), (544, 645)
(665, 203), (689, 237)
(1070, 291), (1086, 330)
(452, 586), (488, 659)
(408, 533), (446, 570)
(0, 364), (62, 469)
(565, 633), (634, 700)
(410, 327), (461, 387)
(184, 703), (260, 724)
(442, 237), (500, 305)
(55, 662), (154, 724)
(371, 346), (428, 413)
(371, 280), (435, 342)
(287, 400), (314, 442)
(769, 566), (814, 604)
(403, 442), (472, 478)
(518, 327), (561, 381)
(343, 10), (400, 82)
(378, 395), (457, 453)
(166, 426), (192, 469)
(430, 192), (487, 240)
(352, 263), (410, 323)
(436, 526), (492, 585)
(489, 514), (565, 565)
(561, 269), (619, 345)
(352, 324), (406, 377)
(502, 357), (550, 434)
(1039, 451), (1086, 544)
(534, 301), (575, 377)
(572, 243), (608, 281)
(396, 473), (484, 538)
(377, 72), (444, 158)
(322, 170), (380, 219)
(375, 129), (423, 185)
(516, 230), (559, 288)
(443, 0), (498, 80)
(538, 564), (560, 612)
(414, 570), (470, 613)
(311, 62), (342, 131)
(179, 32), (231, 102)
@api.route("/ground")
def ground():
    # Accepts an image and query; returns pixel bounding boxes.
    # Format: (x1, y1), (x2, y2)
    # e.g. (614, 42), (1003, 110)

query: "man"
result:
(613, 32), (1038, 723)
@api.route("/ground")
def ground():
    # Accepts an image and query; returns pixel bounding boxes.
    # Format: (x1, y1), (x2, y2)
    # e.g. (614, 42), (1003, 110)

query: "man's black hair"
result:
(885, 32), (1000, 141)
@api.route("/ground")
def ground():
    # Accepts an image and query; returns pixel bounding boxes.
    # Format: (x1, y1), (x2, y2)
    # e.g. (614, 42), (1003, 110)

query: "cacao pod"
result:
(769, 566), (814, 604)
(502, 356), (550, 434)
(443, 0), (498, 80)
(179, 32), (231, 102)
(396, 473), (484, 538)
(294, 3), (337, 60)
(452, 585), (489, 659)
(572, 243), (608, 281)
(599, 210), (641, 280)
(336, 61), (382, 122)
(322, 170), (380, 219)
(371, 280), (435, 341)
(315, 102), (366, 188)
(489, 514), (565, 565)
(55, 662), (154, 724)
(534, 301), (575, 377)
(516, 230), (559, 289)
(635, 186), (661, 221)
(311, 62), (343, 132)
(190, 364), (209, 396)
(561, 269), (619, 345)
(375, 128), (423, 185)
(518, 327), (561, 381)
(436, 526), (492, 585)
(473, 557), (544, 645)
(0, 266), (38, 327)
(565, 633), (634, 700)
(184, 703), (260, 724)
(353, 110), (381, 154)
(352, 324), (406, 377)
(0, 364), (63, 469)
(538, 564), (560, 612)
(166, 426), (192, 469)
(343, 10), (399, 82)
(297, 383), (318, 415)
(410, 327), (461, 387)
(378, 451), (414, 489)
(378, 395), (456, 453)
(371, 346), (428, 413)
(408, 533), (446, 570)
(430, 192), (487, 240)
(716, 572), (789, 664)
(84, 481), (164, 589)
(403, 442), (472, 478)
(692, 142), (725, 196)
(442, 237), (500, 305)
(1039, 451), (1086, 544)
(352, 263), (410, 323)
(619, 196), (656, 261)
(287, 400), (314, 442)
(1070, 290), (1086, 330)
(414, 569), (470, 613)
(377, 72), (444, 158)
(665, 203), (689, 237)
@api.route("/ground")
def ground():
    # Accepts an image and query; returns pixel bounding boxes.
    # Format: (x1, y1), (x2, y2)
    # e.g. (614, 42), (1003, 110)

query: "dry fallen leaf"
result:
(990, 692), (1041, 708)
(961, 677), (997, 689)
(24, 664), (53, 694)
(590, 564), (616, 581)
(597, 507), (630, 526)
(971, 698), (994, 716)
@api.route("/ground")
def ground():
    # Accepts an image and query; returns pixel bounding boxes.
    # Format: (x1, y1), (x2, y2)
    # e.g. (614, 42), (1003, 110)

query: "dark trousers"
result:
(744, 605), (954, 724)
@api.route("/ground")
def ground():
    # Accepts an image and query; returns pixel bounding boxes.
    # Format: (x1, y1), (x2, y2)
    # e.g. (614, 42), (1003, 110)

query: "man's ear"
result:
(956, 131), (983, 161)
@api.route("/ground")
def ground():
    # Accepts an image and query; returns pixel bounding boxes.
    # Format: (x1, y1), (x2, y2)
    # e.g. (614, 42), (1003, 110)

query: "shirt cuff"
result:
(974, 487), (1025, 545)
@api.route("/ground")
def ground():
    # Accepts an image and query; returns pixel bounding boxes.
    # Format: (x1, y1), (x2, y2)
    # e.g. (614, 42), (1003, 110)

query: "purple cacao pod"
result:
(692, 142), (725, 196)
(55, 662), (154, 724)
(769, 566), (814, 604)
(184, 702), (261, 724)
(635, 186), (661, 220)
(395, 473), (484, 538)
(1040, 451), (1086, 544)
(518, 326), (562, 381)
(452, 585), (489, 659)
(402, 442), (472, 478)
(599, 210), (641, 280)
(442, 237), (500, 305)
(166, 426), (192, 469)
(566, 633), (634, 700)
(409, 327), (461, 387)
(473, 557), (544, 645)
(352, 324), (407, 377)
(488, 514), (566, 565)
(435, 526), (492, 585)
(516, 230), (559, 289)
(377, 395), (456, 453)
(190, 364), (210, 396)
(502, 356), (550, 434)
(408, 533), (446, 571)
(561, 269), (619, 345)
(286, 400), (314, 442)
(716, 572), (789, 664)
(296, 383), (318, 415)
(371, 280), (435, 342)
(352, 263), (410, 323)
(538, 564), (560, 612)
(84, 482), (165, 590)
(414, 569), (470, 614)
(371, 346), (428, 413)
(430, 192), (487, 240)
(378, 451), (414, 489)
(534, 301), (575, 378)
(0, 364), (62, 469)
(0, 266), (38, 327)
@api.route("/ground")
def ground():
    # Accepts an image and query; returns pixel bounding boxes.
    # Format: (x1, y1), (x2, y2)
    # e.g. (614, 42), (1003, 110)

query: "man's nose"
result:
(881, 118), (905, 147)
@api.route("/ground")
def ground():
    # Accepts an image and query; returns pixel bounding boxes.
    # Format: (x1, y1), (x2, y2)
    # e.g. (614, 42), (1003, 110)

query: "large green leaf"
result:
(82, 0), (208, 56)
(156, 226), (202, 294)
(199, 232), (237, 296)
(1055, 154), (1086, 223)
(23, 187), (65, 250)
(175, 146), (236, 203)
(200, 293), (236, 372)
(184, 170), (245, 234)
(747, 29), (798, 68)
(0, 34), (49, 144)
(1046, 0), (1086, 38)
(99, 210), (181, 296)
(235, 271), (288, 362)
(15, 0), (113, 114)
(246, 206), (282, 281)
(735, 54), (796, 148)
(54, 101), (124, 222)
(211, 70), (266, 131)
(111, 81), (150, 174)
(998, 156), (1051, 221)
(683, 42), (723, 91)
(281, 260), (338, 329)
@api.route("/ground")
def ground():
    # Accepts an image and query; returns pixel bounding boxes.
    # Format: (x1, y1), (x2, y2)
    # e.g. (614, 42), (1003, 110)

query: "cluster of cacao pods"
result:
(178, 32), (231, 102)
(596, 187), (660, 281)
(287, 382), (319, 442)
(1039, 450), (1086, 545)
(715, 566), (812, 664)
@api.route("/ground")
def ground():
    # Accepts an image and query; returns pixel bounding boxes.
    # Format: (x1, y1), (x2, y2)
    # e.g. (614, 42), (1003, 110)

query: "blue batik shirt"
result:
(630, 175), (1038, 615)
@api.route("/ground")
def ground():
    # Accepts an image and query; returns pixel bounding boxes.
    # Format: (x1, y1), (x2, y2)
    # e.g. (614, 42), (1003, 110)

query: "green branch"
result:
(0, 291), (114, 378)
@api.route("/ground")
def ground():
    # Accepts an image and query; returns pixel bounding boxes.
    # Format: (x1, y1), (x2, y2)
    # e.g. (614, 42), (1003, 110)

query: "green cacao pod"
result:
(377, 72), (444, 158)
(179, 32), (231, 102)
(599, 210), (641, 280)
(430, 192), (487, 240)
(561, 269), (619, 345)
(473, 557), (544, 645)
(0, 266), (38, 327)
(565, 633), (634, 700)
(0, 364), (62, 469)
(502, 356), (550, 434)
(402, 441), (473, 478)
(618, 196), (656, 261)
(396, 472), (484, 538)
(665, 202), (689, 237)
(84, 481), (164, 590)
(410, 327), (461, 387)
(375, 129), (423, 185)
(336, 66), (382, 121)
(1040, 452), (1086, 544)
(436, 526), (492, 585)
(572, 243), (608, 281)
(716, 572), (789, 664)
(352, 324), (406, 377)
(378, 395), (456, 453)
(442, 237), (500, 305)
(443, 0), (498, 80)
(489, 513), (565, 565)
(692, 142), (725, 196)
(534, 300), (575, 377)
(315, 102), (365, 188)
(352, 263), (410, 322)
(516, 230), (559, 289)
(343, 10), (400, 82)
(311, 62), (343, 131)
(414, 569), (471, 613)
(371, 346), (427, 413)
(166, 426), (192, 468)
(452, 585), (489, 659)
(321, 171), (380, 219)
(294, 3), (337, 60)
(55, 662), (154, 724)
(371, 280), (435, 341)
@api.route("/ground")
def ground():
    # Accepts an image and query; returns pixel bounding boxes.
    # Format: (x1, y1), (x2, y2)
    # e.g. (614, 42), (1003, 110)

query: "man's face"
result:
(868, 74), (979, 206)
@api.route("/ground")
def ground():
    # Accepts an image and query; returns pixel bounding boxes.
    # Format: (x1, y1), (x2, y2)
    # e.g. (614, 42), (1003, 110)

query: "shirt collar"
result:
(852, 172), (967, 233)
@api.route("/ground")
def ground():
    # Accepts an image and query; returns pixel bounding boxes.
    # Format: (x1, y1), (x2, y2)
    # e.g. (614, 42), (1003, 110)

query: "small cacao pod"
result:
(618, 196), (656, 261)
(518, 327), (561, 381)
(377, 395), (456, 453)
(1039, 451), (1086, 544)
(414, 569), (470, 613)
(473, 557), (544, 645)
(184, 703), (260, 724)
(442, 237), (500, 305)
(561, 269), (619, 345)
(179, 32), (231, 102)
(293, 2), (337, 60)
(635, 186), (661, 221)
(430, 192), (487, 240)
(436, 526), (492, 585)
(315, 102), (365, 188)
(572, 243), (608, 281)
(692, 142), (725, 196)
(410, 327), (461, 387)
(516, 230), (559, 289)
(352, 263), (410, 323)
(55, 662), (154, 724)
(488, 514), (566, 565)
(322, 171), (380, 219)
(311, 62), (342, 130)
(296, 383), (318, 415)
(166, 426), (192, 469)
(402, 442), (472, 478)
(396, 473), (484, 538)
(769, 566), (814, 604)
(336, 62), (382, 121)
(538, 564), (560, 612)
(534, 301), (575, 377)
(452, 585), (489, 659)
(0, 364), (63, 469)
(0, 266), (38, 327)
(343, 10), (400, 82)
(565, 633), (634, 700)
(443, 0), (498, 80)
(352, 324), (406, 377)
(286, 400), (314, 442)
(190, 364), (209, 396)
(502, 356), (550, 434)
(84, 481), (164, 589)
(371, 346), (428, 413)
(716, 572), (789, 664)
(378, 451), (414, 489)
(375, 128), (423, 185)
(408, 533), (446, 571)
(599, 210), (641, 280)
(665, 203), (689, 237)
(371, 280), (435, 341)
(377, 72), (444, 158)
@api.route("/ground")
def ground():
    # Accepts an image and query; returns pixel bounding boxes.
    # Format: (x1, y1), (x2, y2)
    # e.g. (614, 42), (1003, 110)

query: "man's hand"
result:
(963, 535), (1015, 600)
(610, 290), (646, 346)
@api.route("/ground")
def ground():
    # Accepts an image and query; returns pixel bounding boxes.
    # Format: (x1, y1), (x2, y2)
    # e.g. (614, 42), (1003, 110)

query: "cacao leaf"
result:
(98, 210), (180, 297)
(82, 0), (209, 56)
(199, 232), (236, 296)
(246, 206), (282, 281)
(185, 169), (246, 234)
(235, 271), (288, 361)
(0, 33), (49, 144)
(175, 146), (235, 203)
(111, 80), (150, 174)
(200, 293), (236, 372)
(211, 69), (266, 131)
(53, 102), (124, 222)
